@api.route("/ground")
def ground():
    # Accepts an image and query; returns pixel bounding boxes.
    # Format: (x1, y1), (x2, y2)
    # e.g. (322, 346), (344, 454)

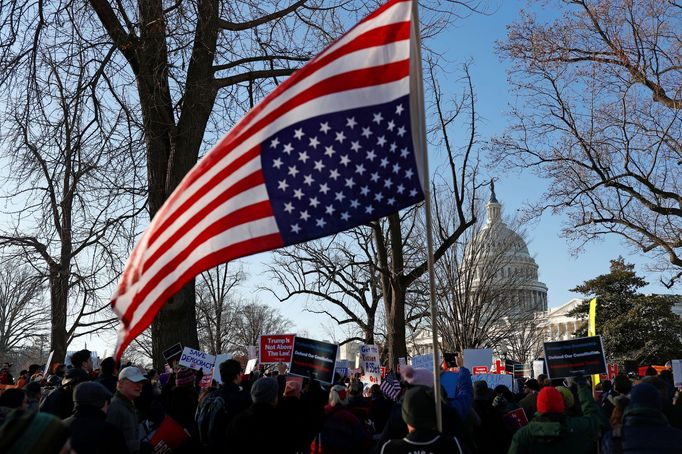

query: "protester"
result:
(96, 357), (118, 394)
(24, 381), (42, 413)
(369, 383), (393, 435)
(601, 382), (682, 453)
(64, 381), (128, 454)
(278, 380), (314, 452)
(311, 384), (371, 453)
(518, 378), (540, 418)
(0, 409), (71, 453)
(379, 385), (466, 453)
(227, 377), (292, 451)
(196, 358), (251, 451)
(0, 388), (27, 426)
(107, 366), (147, 454)
(472, 380), (510, 452)
(71, 349), (94, 372)
(602, 374), (632, 420)
(40, 366), (90, 419)
(508, 376), (608, 453)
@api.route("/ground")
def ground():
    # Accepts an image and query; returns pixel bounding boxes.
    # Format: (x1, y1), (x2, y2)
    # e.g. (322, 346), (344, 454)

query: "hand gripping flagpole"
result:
(410, 0), (443, 432)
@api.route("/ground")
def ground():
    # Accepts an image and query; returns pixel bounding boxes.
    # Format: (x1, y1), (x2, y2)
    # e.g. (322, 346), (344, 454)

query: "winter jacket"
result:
(311, 404), (371, 454)
(39, 386), (75, 419)
(508, 384), (608, 454)
(227, 402), (293, 452)
(518, 392), (538, 419)
(600, 405), (682, 454)
(64, 405), (129, 454)
(378, 429), (465, 454)
(106, 391), (142, 454)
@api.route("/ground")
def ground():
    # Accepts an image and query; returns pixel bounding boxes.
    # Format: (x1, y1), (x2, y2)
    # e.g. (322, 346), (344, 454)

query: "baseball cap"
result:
(118, 366), (147, 383)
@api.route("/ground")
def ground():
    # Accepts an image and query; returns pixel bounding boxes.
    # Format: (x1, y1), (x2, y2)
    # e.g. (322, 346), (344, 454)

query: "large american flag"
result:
(113, 0), (425, 361)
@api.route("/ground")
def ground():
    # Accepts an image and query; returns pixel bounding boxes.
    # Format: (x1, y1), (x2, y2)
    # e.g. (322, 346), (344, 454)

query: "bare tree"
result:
(0, 260), (49, 356)
(196, 263), (245, 355)
(0, 49), (145, 366)
(496, 0), (682, 287)
(231, 300), (292, 356)
(264, 228), (383, 345)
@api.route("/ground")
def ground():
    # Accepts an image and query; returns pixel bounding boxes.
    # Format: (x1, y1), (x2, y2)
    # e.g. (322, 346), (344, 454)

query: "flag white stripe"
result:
(138, 155), (262, 270)
(126, 216), (280, 328)
(239, 40), (410, 134)
(114, 183), (270, 314)
(315, 1), (411, 63)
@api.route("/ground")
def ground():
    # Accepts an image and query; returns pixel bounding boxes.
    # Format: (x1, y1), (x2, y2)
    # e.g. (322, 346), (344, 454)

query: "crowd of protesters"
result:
(0, 350), (681, 453)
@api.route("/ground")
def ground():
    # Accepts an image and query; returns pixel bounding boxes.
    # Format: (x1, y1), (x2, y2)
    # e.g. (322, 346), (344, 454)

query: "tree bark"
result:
(49, 267), (69, 371)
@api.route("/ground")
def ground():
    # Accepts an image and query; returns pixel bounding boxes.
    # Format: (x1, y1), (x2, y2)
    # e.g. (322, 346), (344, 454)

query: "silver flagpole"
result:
(410, 0), (443, 432)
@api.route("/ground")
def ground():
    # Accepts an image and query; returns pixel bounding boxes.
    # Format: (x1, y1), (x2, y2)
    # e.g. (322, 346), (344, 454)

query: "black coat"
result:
(227, 402), (293, 452)
(65, 405), (129, 454)
(601, 406), (682, 454)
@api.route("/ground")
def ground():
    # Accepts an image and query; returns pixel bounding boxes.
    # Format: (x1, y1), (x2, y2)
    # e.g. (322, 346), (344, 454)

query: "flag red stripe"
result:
(116, 232), (284, 357)
(147, 145), (261, 247)
(121, 198), (274, 325)
(144, 168), (265, 274)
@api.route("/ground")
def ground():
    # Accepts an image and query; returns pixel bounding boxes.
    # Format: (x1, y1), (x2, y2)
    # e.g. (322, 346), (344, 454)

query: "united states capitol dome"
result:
(465, 182), (548, 313)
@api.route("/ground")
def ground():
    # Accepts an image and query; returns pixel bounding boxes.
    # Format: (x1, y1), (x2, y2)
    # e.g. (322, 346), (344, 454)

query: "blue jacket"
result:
(441, 367), (473, 422)
(601, 405), (682, 454)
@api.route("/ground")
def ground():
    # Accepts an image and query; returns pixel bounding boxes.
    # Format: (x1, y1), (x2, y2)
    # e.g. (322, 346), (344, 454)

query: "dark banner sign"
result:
(289, 337), (338, 384)
(543, 335), (607, 379)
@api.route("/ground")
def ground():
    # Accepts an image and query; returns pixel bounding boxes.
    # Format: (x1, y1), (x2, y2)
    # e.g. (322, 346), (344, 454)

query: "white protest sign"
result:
(672, 359), (682, 387)
(359, 344), (381, 385)
(44, 351), (54, 375)
(463, 348), (493, 372)
(471, 373), (513, 390)
(245, 358), (258, 374)
(211, 353), (234, 384)
(533, 360), (545, 379)
(178, 347), (215, 372)
(411, 353), (434, 371)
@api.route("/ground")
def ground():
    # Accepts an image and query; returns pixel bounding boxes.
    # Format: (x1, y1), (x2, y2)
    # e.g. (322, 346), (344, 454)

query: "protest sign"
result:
(335, 360), (349, 378)
(607, 363), (619, 380)
(245, 358), (257, 374)
(259, 334), (295, 364)
(672, 359), (682, 387)
(178, 347), (215, 372)
(502, 408), (528, 432)
(359, 344), (381, 385)
(464, 348), (492, 371)
(411, 353), (434, 371)
(149, 415), (190, 450)
(162, 343), (183, 363)
(543, 336), (607, 379)
(471, 373), (513, 390)
(211, 354), (233, 384)
(472, 366), (489, 375)
(533, 360), (545, 378)
(44, 351), (54, 375)
(289, 336), (338, 384)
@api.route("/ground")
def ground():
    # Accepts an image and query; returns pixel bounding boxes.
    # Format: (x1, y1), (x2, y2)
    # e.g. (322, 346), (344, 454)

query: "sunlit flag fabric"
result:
(112, 0), (426, 361)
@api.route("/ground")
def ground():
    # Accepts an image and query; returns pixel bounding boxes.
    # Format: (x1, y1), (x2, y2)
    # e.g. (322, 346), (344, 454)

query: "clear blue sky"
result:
(76, 1), (673, 353)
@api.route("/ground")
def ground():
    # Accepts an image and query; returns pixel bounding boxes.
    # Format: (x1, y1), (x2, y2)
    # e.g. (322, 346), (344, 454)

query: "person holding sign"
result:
(509, 375), (608, 454)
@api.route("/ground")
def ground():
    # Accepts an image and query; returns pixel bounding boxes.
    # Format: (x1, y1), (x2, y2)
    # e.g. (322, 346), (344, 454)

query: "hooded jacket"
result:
(508, 384), (608, 454)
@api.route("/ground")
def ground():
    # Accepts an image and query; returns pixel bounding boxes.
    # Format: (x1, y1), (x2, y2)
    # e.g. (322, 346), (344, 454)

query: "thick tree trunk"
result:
(151, 281), (199, 368)
(49, 268), (69, 371)
(386, 286), (407, 369)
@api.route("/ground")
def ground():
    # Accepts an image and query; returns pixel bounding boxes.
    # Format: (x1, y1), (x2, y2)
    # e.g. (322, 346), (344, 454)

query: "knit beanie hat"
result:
(175, 367), (196, 387)
(401, 366), (433, 387)
(0, 410), (69, 453)
(402, 385), (437, 430)
(73, 381), (112, 409)
(629, 382), (661, 410)
(536, 386), (565, 414)
(251, 377), (278, 404)
(556, 386), (574, 409)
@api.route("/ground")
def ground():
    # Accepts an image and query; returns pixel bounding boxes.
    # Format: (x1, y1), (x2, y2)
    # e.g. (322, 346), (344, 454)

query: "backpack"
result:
(195, 388), (226, 447)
